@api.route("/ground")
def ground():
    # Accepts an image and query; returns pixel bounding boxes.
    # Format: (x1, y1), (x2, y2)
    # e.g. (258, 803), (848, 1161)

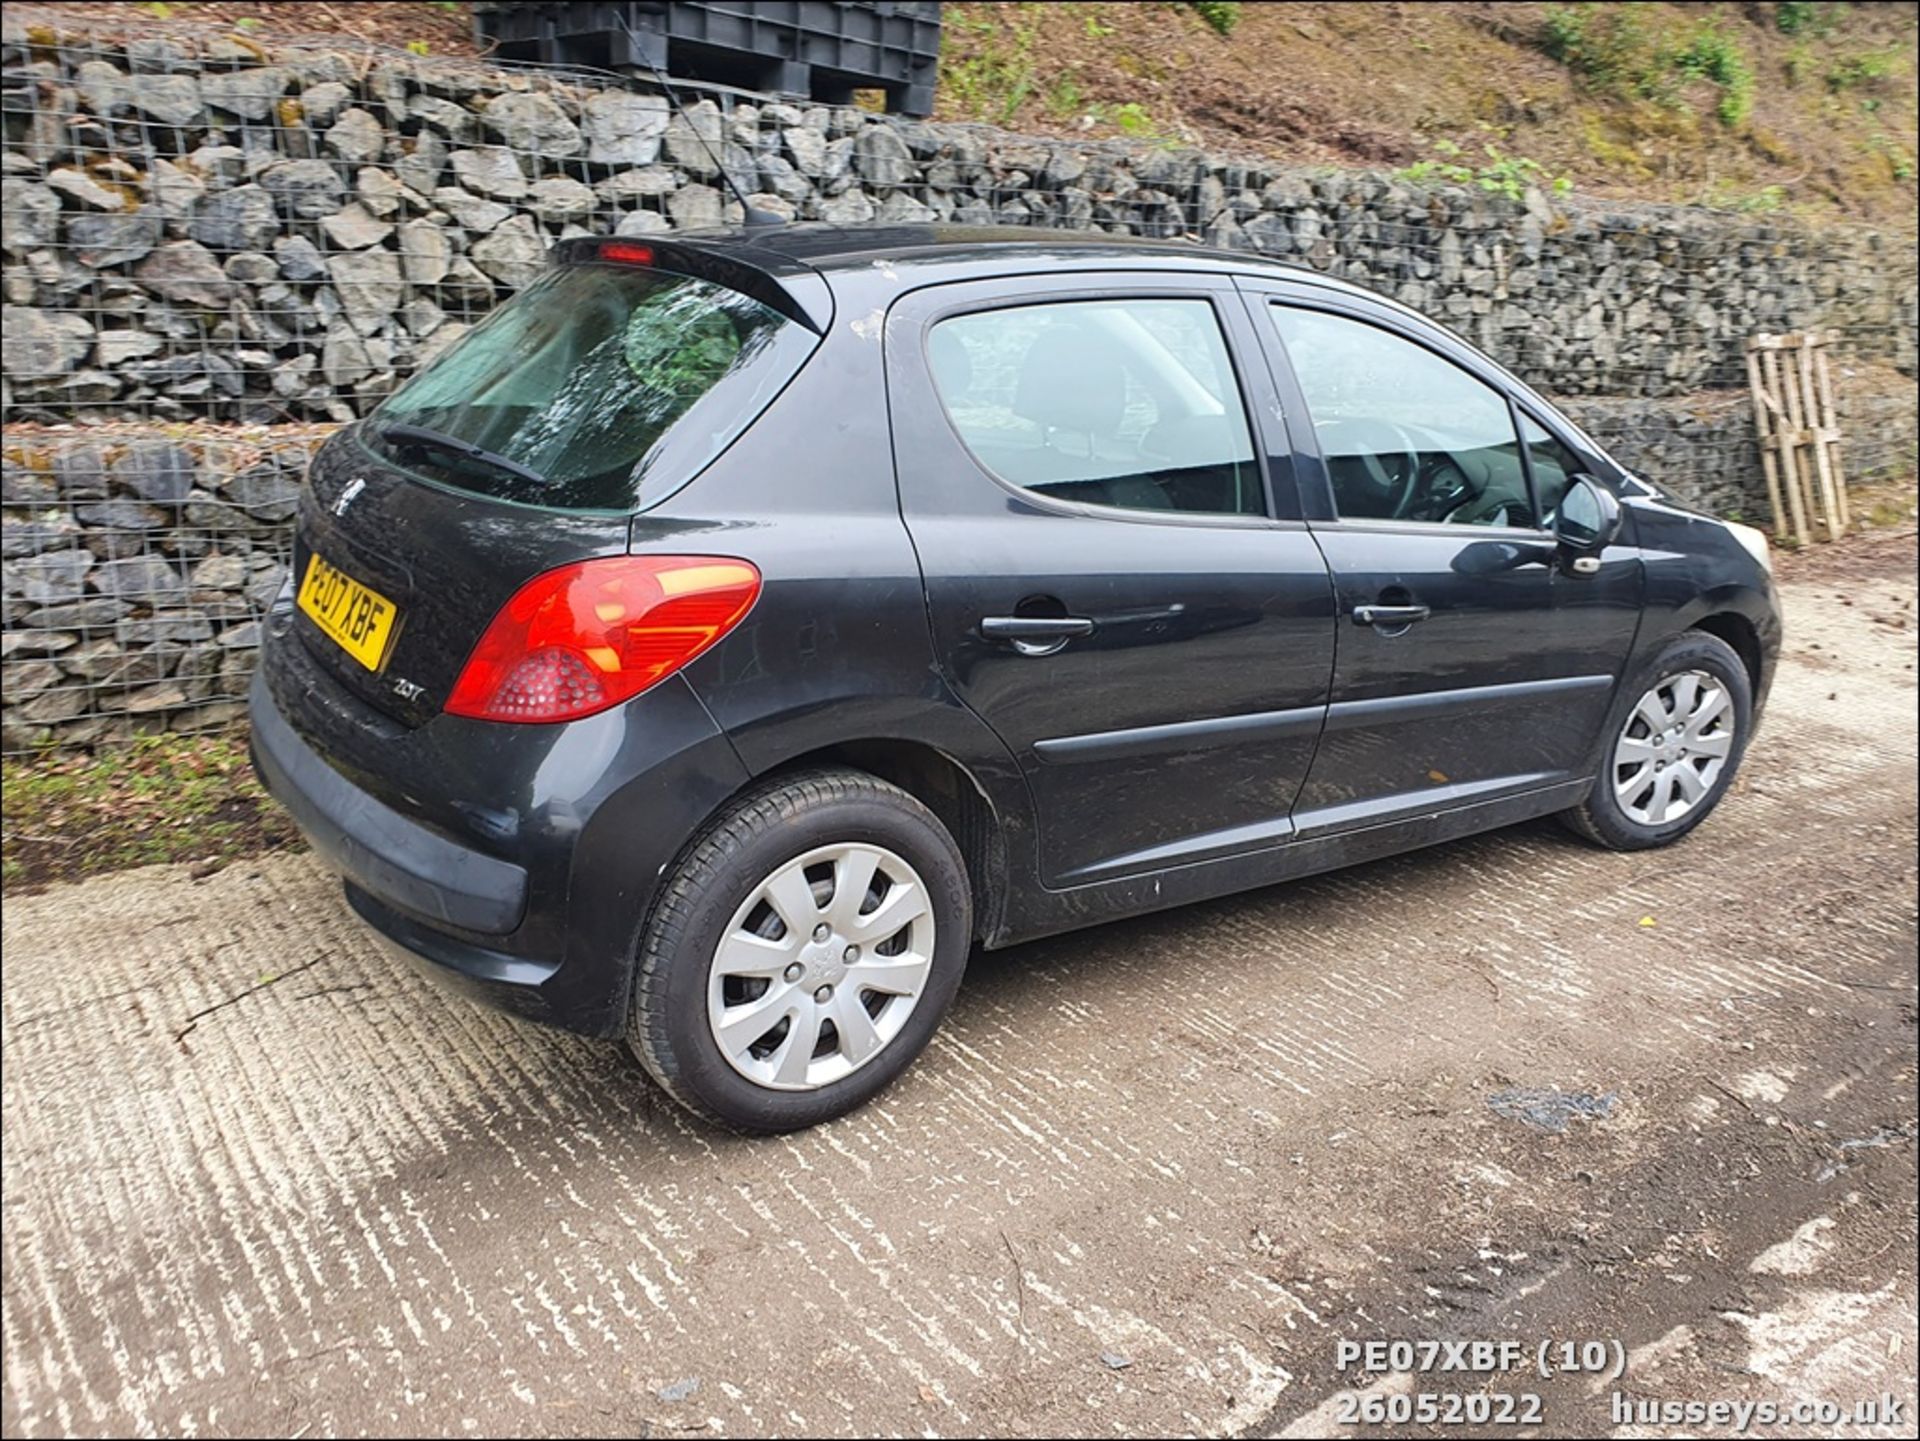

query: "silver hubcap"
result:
(1614, 669), (1736, 827)
(707, 843), (936, 1091)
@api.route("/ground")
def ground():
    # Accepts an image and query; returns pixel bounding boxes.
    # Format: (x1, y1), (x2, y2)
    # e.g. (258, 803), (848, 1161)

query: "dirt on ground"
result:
(935, 2), (1920, 230)
(2, 537), (1914, 1438)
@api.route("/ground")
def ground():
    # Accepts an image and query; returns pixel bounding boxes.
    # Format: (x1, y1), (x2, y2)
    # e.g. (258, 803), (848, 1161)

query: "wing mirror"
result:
(1554, 475), (1622, 574)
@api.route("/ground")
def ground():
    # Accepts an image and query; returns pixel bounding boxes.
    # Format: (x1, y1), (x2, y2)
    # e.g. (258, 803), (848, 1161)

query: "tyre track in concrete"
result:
(3, 561), (1914, 1437)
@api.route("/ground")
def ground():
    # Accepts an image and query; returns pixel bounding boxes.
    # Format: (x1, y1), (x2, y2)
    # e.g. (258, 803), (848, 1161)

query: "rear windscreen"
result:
(364, 263), (816, 511)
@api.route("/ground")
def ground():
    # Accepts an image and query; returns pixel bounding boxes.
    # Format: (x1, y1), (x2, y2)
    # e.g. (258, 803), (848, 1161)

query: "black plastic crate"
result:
(474, 2), (942, 116)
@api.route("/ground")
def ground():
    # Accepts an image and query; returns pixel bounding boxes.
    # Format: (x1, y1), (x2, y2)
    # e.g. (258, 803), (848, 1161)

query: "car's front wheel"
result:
(1560, 630), (1754, 851)
(627, 768), (972, 1132)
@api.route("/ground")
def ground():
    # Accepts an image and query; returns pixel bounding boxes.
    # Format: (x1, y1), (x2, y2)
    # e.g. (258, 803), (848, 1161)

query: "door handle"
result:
(1351, 604), (1431, 628)
(981, 615), (1095, 656)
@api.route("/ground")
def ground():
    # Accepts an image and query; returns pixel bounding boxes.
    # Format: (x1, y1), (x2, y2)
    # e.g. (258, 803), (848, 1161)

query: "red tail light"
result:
(446, 555), (761, 723)
(598, 241), (655, 266)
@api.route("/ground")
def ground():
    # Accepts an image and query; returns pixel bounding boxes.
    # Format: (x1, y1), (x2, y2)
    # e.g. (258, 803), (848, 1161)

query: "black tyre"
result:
(627, 768), (971, 1132)
(1560, 629), (1754, 851)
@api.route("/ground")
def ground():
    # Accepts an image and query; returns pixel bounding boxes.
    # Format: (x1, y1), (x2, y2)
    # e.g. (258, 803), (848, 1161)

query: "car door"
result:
(886, 271), (1337, 887)
(1242, 279), (1644, 836)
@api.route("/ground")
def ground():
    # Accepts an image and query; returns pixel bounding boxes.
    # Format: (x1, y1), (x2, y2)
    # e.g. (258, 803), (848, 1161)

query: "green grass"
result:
(1540, 4), (1759, 128)
(2, 733), (300, 890)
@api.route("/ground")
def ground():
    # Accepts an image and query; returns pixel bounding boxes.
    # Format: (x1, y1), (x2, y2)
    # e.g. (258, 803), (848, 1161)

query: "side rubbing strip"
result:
(1321, 674), (1613, 734)
(1033, 705), (1326, 765)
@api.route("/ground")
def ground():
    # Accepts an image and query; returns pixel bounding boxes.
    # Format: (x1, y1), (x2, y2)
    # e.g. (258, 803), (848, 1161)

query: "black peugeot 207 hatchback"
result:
(252, 224), (1782, 1132)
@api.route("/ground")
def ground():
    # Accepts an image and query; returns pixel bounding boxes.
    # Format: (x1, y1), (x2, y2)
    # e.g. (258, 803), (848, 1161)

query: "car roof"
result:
(668, 221), (1371, 293)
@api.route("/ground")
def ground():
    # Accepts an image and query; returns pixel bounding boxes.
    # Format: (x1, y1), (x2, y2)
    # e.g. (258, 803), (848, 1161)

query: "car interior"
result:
(930, 302), (1266, 517)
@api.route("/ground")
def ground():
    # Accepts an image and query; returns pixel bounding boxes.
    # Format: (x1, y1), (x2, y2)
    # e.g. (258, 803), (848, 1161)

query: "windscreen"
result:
(365, 263), (815, 511)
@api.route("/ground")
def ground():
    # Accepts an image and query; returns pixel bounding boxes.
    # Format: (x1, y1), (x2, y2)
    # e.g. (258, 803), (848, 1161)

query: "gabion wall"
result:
(2, 22), (1916, 753)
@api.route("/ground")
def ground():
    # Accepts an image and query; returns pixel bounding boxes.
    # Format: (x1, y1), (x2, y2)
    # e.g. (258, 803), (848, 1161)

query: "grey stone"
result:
(596, 168), (679, 200)
(527, 175), (595, 221)
(321, 203), (395, 250)
(75, 60), (134, 116)
(327, 250), (404, 328)
(225, 468), (302, 521)
(613, 209), (671, 238)
(396, 132), (448, 195)
(668, 183), (725, 230)
(583, 91), (670, 166)
(115, 613), (213, 646)
(32, 597), (129, 630)
(356, 167), (408, 218)
(470, 214), (547, 288)
(272, 234), (327, 281)
(876, 190), (933, 224)
(437, 257), (495, 303)
(189, 185), (279, 251)
(757, 156), (812, 205)
(261, 159), (345, 219)
(200, 66), (289, 121)
(190, 553), (249, 589)
(225, 251), (277, 283)
(408, 94), (476, 141)
(664, 101), (727, 176)
(431, 186), (511, 231)
(321, 327), (374, 387)
(76, 499), (167, 530)
(2, 515), (82, 559)
(785, 126), (829, 177)
(1, 180), (61, 252)
(450, 147), (529, 200)
(1, 463), (58, 506)
(398, 221), (453, 285)
(69, 208), (164, 268)
(2, 630), (78, 658)
(299, 82), (354, 127)
(854, 126), (914, 186)
(1, 308), (94, 381)
(481, 92), (583, 158)
(6, 549), (95, 604)
(45, 167), (130, 211)
(135, 241), (234, 307)
(52, 445), (112, 502)
(326, 108), (387, 165)
(113, 442), (196, 503)
(187, 144), (249, 190)
(58, 639), (134, 682)
(134, 74), (204, 127)
(817, 190), (875, 224)
(94, 329), (167, 366)
(147, 158), (206, 222)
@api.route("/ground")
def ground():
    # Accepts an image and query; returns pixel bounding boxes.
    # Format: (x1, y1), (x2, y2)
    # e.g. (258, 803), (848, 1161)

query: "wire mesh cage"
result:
(1, 21), (1915, 754)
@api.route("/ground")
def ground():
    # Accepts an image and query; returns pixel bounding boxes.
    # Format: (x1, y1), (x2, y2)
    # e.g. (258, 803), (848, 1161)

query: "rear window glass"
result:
(365, 263), (815, 511)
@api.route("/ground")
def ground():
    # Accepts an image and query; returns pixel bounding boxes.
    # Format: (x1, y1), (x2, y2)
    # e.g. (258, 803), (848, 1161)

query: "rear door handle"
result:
(1351, 604), (1431, 627)
(981, 615), (1095, 656)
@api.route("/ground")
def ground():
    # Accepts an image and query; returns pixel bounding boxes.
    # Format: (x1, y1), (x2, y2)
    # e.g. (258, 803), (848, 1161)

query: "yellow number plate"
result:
(297, 552), (400, 672)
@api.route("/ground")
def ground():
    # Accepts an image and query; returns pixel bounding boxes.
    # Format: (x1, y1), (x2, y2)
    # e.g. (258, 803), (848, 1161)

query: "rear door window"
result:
(928, 298), (1266, 517)
(366, 263), (817, 512)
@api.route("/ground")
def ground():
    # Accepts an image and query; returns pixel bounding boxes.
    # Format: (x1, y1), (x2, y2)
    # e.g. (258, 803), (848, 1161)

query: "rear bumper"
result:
(250, 670), (528, 936)
(249, 628), (752, 1036)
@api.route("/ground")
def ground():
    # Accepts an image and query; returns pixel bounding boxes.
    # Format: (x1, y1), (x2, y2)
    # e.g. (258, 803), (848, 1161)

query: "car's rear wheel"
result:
(1560, 630), (1753, 851)
(627, 769), (971, 1132)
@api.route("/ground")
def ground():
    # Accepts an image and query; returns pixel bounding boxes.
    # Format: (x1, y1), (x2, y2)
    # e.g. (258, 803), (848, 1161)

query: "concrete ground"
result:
(4, 538), (1916, 1439)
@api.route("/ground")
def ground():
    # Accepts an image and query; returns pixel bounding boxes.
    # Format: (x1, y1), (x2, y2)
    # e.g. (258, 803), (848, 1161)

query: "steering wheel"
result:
(1317, 417), (1422, 519)
(1441, 488), (1526, 528)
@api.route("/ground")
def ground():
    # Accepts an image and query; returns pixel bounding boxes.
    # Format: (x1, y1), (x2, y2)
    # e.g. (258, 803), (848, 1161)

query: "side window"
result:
(1521, 414), (1582, 522)
(929, 299), (1264, 517)
(1270, 305), (1532, 529)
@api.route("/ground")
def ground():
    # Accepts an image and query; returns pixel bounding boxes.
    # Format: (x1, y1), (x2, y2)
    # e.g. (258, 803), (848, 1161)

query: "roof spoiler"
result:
(549, 235), (828, 334)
